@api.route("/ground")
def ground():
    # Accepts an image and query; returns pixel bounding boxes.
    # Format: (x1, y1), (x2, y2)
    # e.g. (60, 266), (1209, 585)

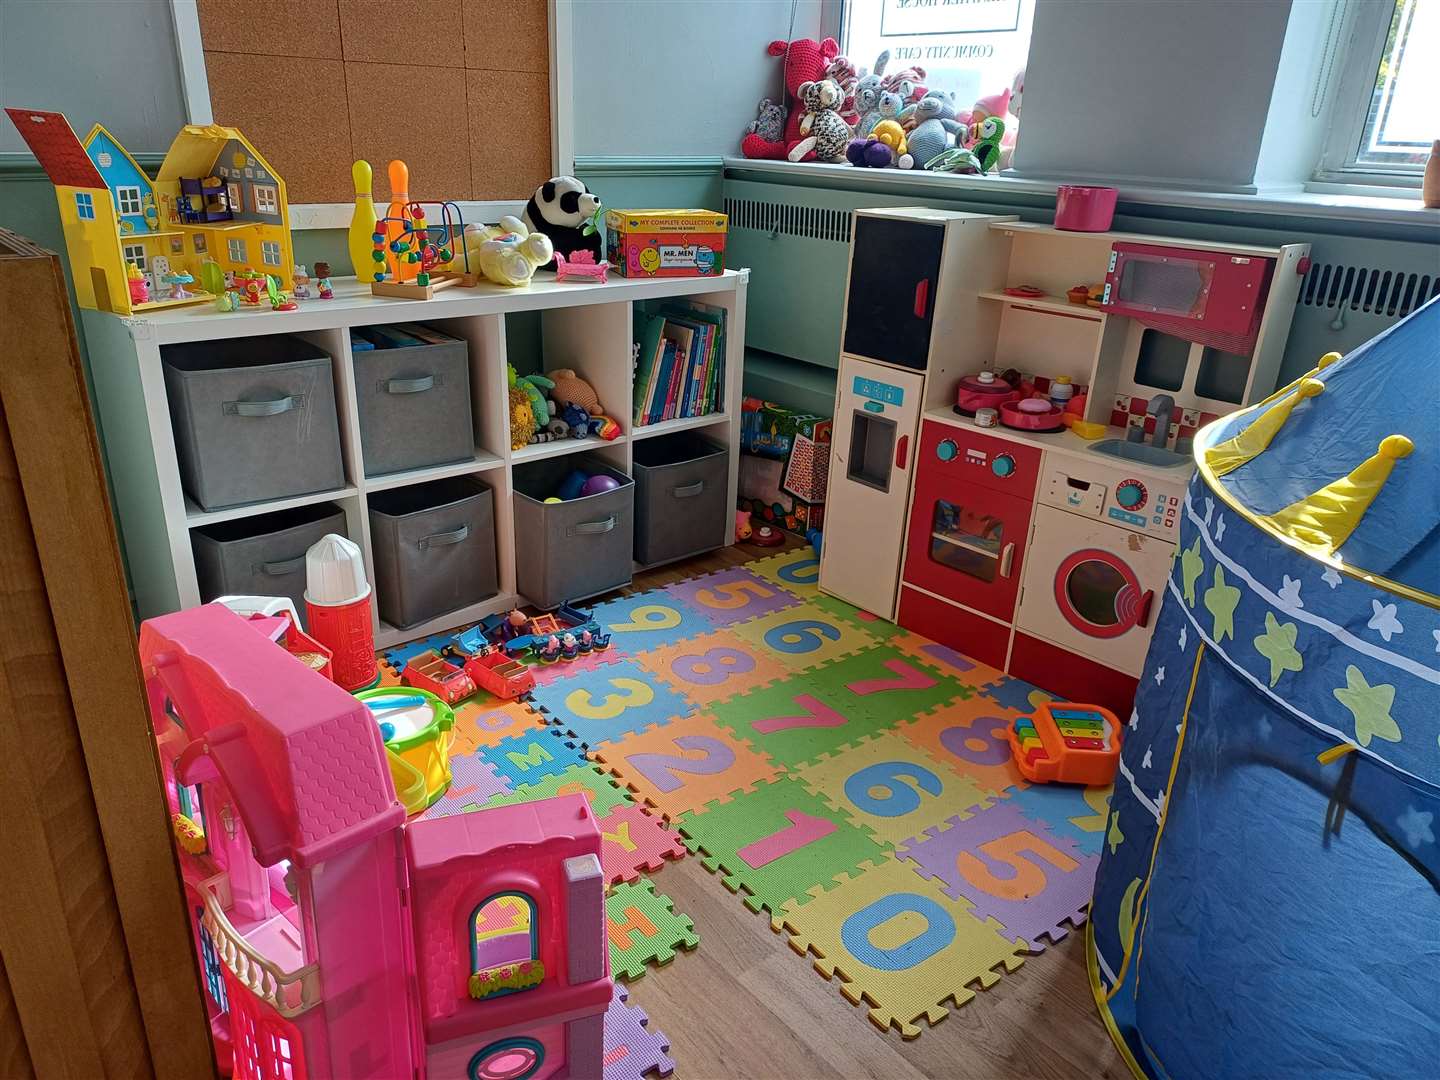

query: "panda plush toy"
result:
(522, 176), (603, 270)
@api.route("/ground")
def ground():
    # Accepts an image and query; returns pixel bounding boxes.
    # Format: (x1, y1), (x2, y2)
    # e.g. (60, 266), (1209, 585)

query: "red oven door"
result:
(903, 423), (1038, 622)
(1102, 242), (1272, 352)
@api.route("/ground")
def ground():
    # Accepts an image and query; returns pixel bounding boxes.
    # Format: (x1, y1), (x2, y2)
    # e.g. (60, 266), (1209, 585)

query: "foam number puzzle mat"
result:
(597, 803), (688, 885)
(531, 658), (694, 749)
(604, 986), (676, 1080)
(605, 879), (699, 981)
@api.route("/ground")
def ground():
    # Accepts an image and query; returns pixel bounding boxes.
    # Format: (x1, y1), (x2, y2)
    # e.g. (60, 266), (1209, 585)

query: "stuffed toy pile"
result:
(740, 37), (842, 162)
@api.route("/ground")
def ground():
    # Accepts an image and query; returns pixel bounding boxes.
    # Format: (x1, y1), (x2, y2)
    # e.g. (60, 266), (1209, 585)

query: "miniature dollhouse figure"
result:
(126, 262), (150, 305)
(314, 260), (334, 298)
(292, 264), (312, 299)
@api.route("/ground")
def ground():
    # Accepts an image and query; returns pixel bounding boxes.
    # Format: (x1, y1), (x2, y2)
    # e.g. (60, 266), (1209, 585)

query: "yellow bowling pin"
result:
(348, 159), (379, 281)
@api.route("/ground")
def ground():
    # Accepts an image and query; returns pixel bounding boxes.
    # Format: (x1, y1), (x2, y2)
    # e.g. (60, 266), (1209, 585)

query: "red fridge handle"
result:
(913, 279), (930, 318)
(1135, 589), (1155, 629)
(895, 434), (909, 470)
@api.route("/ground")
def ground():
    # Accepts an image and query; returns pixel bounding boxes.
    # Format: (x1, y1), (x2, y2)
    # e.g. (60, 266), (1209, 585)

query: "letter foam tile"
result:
(894, 695), (1030, 799)
(709, 673), (896, 771)
(1006, 783), (1112, 857)
(480, 761), (636, 818)
(451, 699), (551, 756)
(592, 713), (783, 821)
(675, 777), (889, 923)
(634, 628), (791, 710)
(729, 602), (878, 674)
(777, 855), (1026, 1039)
(891, 633), (1009, 694)
(477, 727), (588, 788)
(897, 803), (1097, 951)
(745, 548), (821, 595)
(597, 803), (688, 885)
(604, 985), (676, 1080)
(605, 879), (699, 981)
(420, 754), (511, 818)
(803, 646), (970, 727)
(589, 591), (716, 656)
(529, 659), (694, 749)
(790, 732), (996, 848)
(666, 566), (803, 628)
(981, 670), (1055, 713)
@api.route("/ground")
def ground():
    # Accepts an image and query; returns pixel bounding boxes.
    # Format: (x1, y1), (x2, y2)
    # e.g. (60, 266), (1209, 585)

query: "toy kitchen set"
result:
(819, 208), (1308, 713)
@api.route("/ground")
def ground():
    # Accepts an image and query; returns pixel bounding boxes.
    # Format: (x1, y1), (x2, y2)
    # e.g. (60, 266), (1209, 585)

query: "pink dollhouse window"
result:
(467, 1036), (544, 1080)
(468, 893), (543, 1000)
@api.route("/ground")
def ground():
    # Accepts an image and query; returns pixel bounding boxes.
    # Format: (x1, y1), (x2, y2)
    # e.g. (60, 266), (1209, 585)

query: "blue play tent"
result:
(1089, 297), (1440, 1078)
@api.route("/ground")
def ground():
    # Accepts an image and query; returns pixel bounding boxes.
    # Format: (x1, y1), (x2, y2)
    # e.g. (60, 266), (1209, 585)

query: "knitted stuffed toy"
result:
(739, 37), (841, 161)
(549, 368), (603, 416)
(746, 98), (786, 144)
(788, 79), (851, 163)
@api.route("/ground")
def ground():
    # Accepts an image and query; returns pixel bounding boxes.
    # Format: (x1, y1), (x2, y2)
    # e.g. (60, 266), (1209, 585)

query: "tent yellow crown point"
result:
(1379, 434), (1413, 460)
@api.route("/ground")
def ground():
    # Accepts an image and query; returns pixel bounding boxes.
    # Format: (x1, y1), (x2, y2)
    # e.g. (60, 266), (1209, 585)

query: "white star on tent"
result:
(1215, 514), (1227, 541)
(1368, 600), (1403, 642)
(1154, 666), (1166, 686)
(1431, 628), (1440, 654)
(1322, 565), (1343, 589)
(1279, 575), (1303, 608)
(1142, 747), (1153, 770)
(1128, 709), (1140, 730)
(1396, 807), (1435, 848)
(1178, 625), (1187, 650)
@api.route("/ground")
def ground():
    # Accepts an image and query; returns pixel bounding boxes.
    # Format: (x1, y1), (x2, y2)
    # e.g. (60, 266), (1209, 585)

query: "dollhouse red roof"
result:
(5, 108), (104, 189)
(139, 603), (403, 868)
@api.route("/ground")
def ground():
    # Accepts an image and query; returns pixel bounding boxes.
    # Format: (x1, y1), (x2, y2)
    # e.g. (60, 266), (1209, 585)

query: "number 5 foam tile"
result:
(485, 762), (636, 818)
(596, 803), (688, 885)
(589, 591), (714, 656)
(604, 985), (676, 1080)
(1006, 782), (1112, 857)
(529, 659), (693, 750)
(675, 777), (889, 923)
(897, 804), (1097, 951)
(591, 713), (783, 821)
(605, 878), (699, 982)
(709, 675), (893, 771)
(891, 633), (1006, 695)
(746, 547), (821, 595)
(776, 855), (1025, 1039)
(634, 628), (791, 710)
(895, 694), (1030, 799)
(791, 732), (995, 848)
(667, 566), (802, 628)
(806, 646), (969, 728)
(729, 602), (876, 674)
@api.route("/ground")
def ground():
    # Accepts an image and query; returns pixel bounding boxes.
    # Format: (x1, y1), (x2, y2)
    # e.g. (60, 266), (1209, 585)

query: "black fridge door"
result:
(842, 215), (944, 371)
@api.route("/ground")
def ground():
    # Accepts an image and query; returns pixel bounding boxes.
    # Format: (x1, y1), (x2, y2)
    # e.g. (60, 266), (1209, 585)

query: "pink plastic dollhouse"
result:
(139, 602), (610, 1079)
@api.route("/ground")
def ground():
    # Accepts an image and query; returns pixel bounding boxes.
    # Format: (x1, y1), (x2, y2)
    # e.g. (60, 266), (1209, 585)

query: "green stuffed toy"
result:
(970, 116), (1006, 175)
(508, 364), (555, 427)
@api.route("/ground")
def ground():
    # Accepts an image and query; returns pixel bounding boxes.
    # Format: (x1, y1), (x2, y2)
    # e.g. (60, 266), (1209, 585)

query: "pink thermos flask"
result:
(304, 533), (379, 691)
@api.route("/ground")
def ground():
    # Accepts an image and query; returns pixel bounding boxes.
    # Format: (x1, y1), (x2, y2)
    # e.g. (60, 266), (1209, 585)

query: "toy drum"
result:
(357, 687), (455, 812)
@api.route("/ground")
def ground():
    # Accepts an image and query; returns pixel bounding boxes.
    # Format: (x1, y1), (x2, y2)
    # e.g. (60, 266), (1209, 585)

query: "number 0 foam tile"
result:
(589, 591), (715, 656)
(791, 732), (995, 848)
(897, 804), (1098, 950)
(605, 879), (699, 982)
(604, 985), (676, 1080)
(634, 628), (790, 710)
(591, 713), (782, 820)
(895, 694), (1030, 799)
(746, 548), (821, 595)
(451, 699), (550, 756)
(676, 777), (889, 923)
(596, 803), (688, 885)
(777, 854), (1026, 1039)
(729, 603), (876, 674)
(668, 566), (802, 628)
(529, 659), (693, 749)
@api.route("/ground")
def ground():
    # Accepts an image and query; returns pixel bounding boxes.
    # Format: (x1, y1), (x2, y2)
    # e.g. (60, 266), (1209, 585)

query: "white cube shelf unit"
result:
(82, 270), (748, 647)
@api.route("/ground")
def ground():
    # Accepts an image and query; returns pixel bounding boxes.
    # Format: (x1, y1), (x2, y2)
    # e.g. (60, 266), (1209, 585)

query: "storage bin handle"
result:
(671, 480), (705, 498)
(418, 525), (469, 549)
(385, 375), (436, 394)
(226, 395), (300, 417)
(260, 556), (306, 576)
(568, 517), (616, 536)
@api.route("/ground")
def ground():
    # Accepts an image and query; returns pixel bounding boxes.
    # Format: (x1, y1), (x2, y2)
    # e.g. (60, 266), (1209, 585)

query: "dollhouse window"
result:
(74, 192), (95, 220)
(228, 238), (247, 263)
(253, 184), (278, 215)
(116, 186), (143, 216)
(468, 892), (542, 1000)
(261, 241), (282, 266)
(178, 782), (205, 832)
(193, 233), (207, 254)
(467, 1037), (545, 1080)
(123, 243), (146, 271)
(227, 182), (243, 212)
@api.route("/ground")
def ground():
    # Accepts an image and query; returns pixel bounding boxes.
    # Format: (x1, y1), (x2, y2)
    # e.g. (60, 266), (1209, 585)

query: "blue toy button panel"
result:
(852, 375), (905, 406)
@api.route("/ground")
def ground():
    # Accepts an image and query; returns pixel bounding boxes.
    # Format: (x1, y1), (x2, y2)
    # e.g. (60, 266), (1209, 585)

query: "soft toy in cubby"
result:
(549, 368), (603, 416)
(739, 36), (841, 161)
(788, 79), (851, 164)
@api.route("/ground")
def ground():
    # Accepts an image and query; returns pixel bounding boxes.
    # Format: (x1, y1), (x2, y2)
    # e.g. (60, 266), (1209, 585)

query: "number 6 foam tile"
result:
(896, 804), (1098, 951)
(589, 591), (714, 656)
(634, 628), (790, 710)
(730, 602), (876, 674)
(668, 566), (802, 628)
(777, 854), (1025, 1039)
(529, 659), (694, 750)
(596, 803), (688, 885)
(791, 731), (995, 848)
(605, 879), (699, 982)
(591, 713), (782, 821)
(895, 695), (1030, 799)
(675, 777), (889, 923)
(746, 547), (821, 595)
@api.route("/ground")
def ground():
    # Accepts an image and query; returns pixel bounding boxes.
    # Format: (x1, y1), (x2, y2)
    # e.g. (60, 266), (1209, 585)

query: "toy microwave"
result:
(605, 209), (727, 278)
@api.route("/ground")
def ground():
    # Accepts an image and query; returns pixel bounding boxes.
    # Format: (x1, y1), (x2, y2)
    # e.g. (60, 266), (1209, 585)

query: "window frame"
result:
(122, 243), (147, 271)
(74, 191), (95, 220)
(1314, 0), (1428, 190)
(227, 237), (247, 264)
(252, 183), (279, 215)
(260, 240), (282, 267)
(116, 184), (144, 216)
(226, 181), (243, 213)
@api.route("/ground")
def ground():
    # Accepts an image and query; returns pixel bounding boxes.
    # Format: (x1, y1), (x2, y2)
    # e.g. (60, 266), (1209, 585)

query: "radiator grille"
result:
(724, 198), (852, 243)
(1299, 262), (1439, 317)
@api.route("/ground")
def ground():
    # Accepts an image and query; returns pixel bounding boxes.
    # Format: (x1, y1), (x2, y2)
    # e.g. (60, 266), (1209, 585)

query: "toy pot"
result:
(1000, 398), (1066, 432)
(954, 371), (1018, 416)
(1055, 185), (1118, 232)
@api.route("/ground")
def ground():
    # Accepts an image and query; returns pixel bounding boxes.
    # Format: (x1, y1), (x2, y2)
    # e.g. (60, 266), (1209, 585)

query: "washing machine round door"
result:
(1053, 548), (1154, 639)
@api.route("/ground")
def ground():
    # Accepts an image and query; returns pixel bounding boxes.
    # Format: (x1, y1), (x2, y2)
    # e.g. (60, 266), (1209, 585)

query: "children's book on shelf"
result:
(631, 301), (726, 426)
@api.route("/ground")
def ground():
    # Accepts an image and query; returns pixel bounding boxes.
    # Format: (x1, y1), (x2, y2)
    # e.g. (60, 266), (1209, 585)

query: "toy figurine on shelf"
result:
(126, 262), (150, 305)
(165, 270), (196, 299)
(314, 261), (334, 299)
(293, 264), (312, 299)
(553, 249), (610, 283)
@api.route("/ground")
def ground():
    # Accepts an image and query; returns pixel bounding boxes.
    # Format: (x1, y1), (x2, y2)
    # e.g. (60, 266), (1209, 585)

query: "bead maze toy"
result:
(368, 159), (478, 300)
(1004, 701), (1122, 786)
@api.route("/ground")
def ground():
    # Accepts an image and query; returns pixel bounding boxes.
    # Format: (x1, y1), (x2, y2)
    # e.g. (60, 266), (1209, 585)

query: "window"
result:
(227, 238), (247, 263)
(469, 893), (542, 1000)
(122, 243), (146, 271)
(843, 0), (1033, 113)
(1317, 0), (1437, 184)
(193, 233), (207, 254)
(226, 181), (243, 212)
(178, 782), (205, 833)
(74, 191), (95, 220)
(261, 240), (282, 266)
(253, 183), (279, 215)
(116, 185), (143, 216)
(196, 916), (230, 1013)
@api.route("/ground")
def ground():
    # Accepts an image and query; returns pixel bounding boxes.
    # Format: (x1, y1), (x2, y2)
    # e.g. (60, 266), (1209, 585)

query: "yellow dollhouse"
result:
(5, 107), (294, 316)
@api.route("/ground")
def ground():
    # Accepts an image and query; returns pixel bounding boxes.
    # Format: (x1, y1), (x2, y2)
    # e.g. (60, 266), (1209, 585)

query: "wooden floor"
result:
(601, 539), (1126, 1079)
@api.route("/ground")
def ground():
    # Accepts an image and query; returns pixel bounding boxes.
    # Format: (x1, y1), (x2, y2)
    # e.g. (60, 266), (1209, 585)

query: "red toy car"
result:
(463, 646), (536, 700)
(402, 649), (478, 705)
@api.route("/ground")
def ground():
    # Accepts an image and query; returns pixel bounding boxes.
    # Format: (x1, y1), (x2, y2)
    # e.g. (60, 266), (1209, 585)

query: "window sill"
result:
(722, 158), (1440, 231)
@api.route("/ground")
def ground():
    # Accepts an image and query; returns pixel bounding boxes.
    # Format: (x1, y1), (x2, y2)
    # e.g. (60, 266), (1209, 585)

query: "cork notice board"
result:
(198, 0), (553, 204)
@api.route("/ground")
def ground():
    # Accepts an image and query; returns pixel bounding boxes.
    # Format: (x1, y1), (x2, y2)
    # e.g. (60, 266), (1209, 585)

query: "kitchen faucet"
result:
(1144, 394), (1176, 449)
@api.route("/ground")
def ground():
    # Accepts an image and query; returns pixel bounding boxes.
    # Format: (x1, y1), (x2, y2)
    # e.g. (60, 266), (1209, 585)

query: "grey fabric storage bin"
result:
(368, 476), (497, 629)
(163, 336), (344, 511)
(632, 434), (729, 566)
(353, 331), (473, 476)
(513, 455), (633, 609)
(192, 503), (345, 628)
